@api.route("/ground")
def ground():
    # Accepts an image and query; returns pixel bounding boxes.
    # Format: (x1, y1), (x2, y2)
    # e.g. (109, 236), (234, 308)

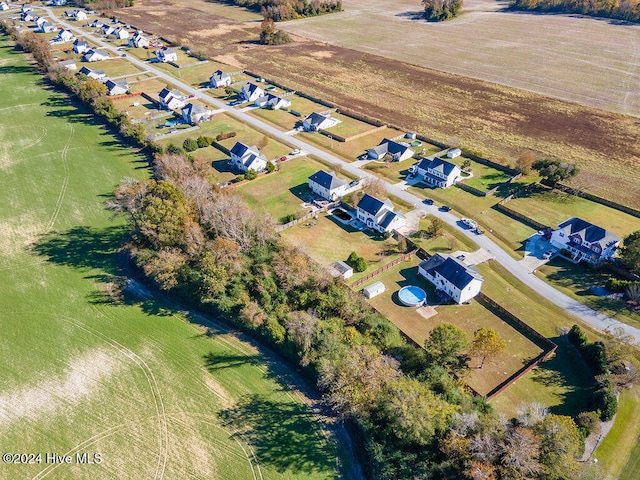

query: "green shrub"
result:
(183, 138), (198, 152)
(593, 384), (618, 421)
(196, 136), (211, 148)
(605, 278), (638, 293)
(244, 170), (258, 181)
(166, 143), (183, 155)
(568, 324), (587, 347)
(266, 161), (275, 173)
(354, 257), (368, 273)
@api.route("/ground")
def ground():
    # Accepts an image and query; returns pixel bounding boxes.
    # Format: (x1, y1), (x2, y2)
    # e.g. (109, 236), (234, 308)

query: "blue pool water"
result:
(398, 286), (427, 307)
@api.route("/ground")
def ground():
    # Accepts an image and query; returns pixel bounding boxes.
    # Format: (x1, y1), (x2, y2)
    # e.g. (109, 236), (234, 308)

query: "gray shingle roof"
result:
(557, 217), (621, 246)
(419, 253), (483, 290)
(417, 157), (459, 177)
(357, 193), (389, 216)
(308, 170), (347, 191)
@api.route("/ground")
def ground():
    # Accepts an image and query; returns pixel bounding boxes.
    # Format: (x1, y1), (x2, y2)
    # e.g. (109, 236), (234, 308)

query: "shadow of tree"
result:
(218, 394), (335, 474)
(203, 351), (263, 371)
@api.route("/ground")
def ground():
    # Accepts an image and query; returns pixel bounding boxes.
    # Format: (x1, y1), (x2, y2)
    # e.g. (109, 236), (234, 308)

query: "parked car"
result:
(461, 218), (478, 229)
(440, 205), (451, 212)
(290, 149), (301, 155)
(422, 198), (434, 205)
(279, 156), (287, 162)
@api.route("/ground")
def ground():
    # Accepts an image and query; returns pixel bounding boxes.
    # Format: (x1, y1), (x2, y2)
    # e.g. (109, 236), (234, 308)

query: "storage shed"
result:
(331, 261), (354, 280)
(447, 148), (462, 159)
(362, 281), (385, 299)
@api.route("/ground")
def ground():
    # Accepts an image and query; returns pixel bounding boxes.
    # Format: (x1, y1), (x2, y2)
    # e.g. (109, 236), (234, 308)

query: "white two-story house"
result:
(356, 194), (406, 233)
(415, 157), (461, 188)
(308, 170), (348, 201)
(550, 217), (621, 264)
(229, 142), (268, 173)
(210, 70), (232, 88)
(158, 88), (187, 110)
(240, 83), (264, 103)
(418, 253), (483, 304)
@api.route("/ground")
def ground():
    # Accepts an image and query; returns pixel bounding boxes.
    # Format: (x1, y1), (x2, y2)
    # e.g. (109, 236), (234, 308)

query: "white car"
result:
(290, 149), (301, 155)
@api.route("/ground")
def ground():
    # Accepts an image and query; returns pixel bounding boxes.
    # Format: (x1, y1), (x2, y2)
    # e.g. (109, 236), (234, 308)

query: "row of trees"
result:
(510, 0), (640, 23)
(217, 0), (342, 21)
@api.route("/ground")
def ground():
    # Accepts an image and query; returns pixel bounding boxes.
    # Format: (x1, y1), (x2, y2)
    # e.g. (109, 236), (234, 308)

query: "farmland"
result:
(0, 36), (345, 480)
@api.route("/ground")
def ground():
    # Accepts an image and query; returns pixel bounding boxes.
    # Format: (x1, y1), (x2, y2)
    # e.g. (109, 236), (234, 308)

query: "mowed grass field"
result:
(0, 37), (345, 480)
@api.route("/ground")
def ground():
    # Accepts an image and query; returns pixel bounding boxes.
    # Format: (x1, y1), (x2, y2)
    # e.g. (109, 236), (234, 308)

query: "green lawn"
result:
(411, 215), (479, 253)
(536, 258), (640, 329)
(366, 257), (545, 396)
(100, 57), (146, 78)
(457, 158), (513, 192)
(505, 187), (640, 236)
(281, 213), (403, 279)
(235, 157), (332, 222)
(0, 36), (343, 480)
(324, 112), (378, 138)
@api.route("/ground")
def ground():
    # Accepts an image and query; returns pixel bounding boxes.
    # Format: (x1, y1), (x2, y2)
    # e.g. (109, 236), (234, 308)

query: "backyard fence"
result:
(540, 180), (640, 219)
(456, 181), (489, 197)
(349, 249), (418, 289)
(493, 200), (550, 231)
(318, 124), (386, 143)
(274, 201), (340, 233)
(110, 91), (143, 101)
(243, 70), (336, 108)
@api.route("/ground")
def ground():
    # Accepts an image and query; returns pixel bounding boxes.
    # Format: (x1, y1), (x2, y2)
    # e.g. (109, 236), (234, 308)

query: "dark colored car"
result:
(440, 205), (451, 212)
(422, 198), (434, 205)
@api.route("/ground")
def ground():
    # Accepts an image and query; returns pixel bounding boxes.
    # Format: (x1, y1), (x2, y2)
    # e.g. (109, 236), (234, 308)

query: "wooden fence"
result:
(456, 181), (488, 197)
(274, 202), (340, 233)
(110, 91), (143, 101)
(349, 250), (418, 288)
(493, 201), (550, 231)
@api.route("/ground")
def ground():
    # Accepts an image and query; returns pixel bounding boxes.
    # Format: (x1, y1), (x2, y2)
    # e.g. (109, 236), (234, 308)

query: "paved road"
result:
(45, 9), (640, 342)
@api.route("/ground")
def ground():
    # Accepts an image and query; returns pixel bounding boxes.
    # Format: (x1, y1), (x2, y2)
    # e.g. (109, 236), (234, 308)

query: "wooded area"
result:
(215, 0), (343, 21)
(510, 0), (640, 22)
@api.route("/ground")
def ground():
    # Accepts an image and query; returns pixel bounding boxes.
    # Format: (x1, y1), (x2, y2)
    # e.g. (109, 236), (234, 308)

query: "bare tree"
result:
(363, 177), (387, 199)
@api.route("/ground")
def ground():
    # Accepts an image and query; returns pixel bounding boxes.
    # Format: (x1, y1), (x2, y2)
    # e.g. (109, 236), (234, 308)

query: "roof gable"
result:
(308, 170), (347, 191)
(357, 193), (390, 216)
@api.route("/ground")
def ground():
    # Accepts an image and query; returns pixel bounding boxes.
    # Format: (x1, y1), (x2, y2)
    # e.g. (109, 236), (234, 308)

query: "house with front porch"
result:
(549, 217), (621, 264)
(158, 87), (187, 110)
(181, 103), (214, 124)
(418, 253), (483, 304)
(356, 194), (406, 233)
(308, 170), (348, 201)
(302, 112), (338, 132)
(254, 93), (291, 110)
(368, 138), (414, 162)
(415, 157), (461, 188)
(240, 83), (264, 103)
(210, 70), (232, 88)
(155, 47), (177, 63)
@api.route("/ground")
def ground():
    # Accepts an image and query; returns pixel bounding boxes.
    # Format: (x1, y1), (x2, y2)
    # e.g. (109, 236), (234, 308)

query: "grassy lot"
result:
(249, 93), (333, 131)
(595, 386), (640, 479)
(410, 215), (479, 253)
(297, 126), (419, 163)
(128, 77), (174, 97)
(235, 157), (332, 222)
(325, 112), (378, 138)
(155, 112), (291, 161)
(536, 258), (640, 329)
(0, 36), (343, 480)
(282, 213), (403, 279)
(506, 188), (640, 236)
(99, 57), (146, 77)
(456, 158), (513, 193)
(363, 158), (416, 183)
(407, 183), (537, 258)
(165, 0), (264, 21)
(111, 95), (159, 121)
(366, 257), (545, 396)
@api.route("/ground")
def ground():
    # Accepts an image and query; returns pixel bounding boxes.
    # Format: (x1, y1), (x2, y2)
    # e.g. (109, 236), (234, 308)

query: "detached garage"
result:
(362, 281), (385, 299)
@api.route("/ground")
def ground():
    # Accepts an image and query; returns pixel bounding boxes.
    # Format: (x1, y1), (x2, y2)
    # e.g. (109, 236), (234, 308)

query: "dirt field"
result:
(113, 0), (640, 207)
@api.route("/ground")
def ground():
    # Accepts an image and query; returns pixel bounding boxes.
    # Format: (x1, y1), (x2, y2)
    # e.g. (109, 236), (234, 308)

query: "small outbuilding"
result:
(362, 281), (385, 299)
(447, 148), (462, 159)
(331, 261), (354, 280)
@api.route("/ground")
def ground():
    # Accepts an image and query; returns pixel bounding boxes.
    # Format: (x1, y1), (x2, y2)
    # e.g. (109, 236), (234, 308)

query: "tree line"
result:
(3, 23), (637, 478)
(215, 0), (343, 21)
(510, 0), (640, 22)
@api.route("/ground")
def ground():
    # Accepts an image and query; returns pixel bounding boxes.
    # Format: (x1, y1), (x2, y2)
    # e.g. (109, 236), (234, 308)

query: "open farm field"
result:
(0, 36), (345, 480)
(280, 0), (640, 118)
(113, 0), (640, 208)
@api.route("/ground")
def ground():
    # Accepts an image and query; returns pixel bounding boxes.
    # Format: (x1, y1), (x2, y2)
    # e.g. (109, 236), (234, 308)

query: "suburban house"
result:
(415, 157), (462, 188)
(87, 19), (104, 29)
(302, 112), (338, 132)
(447, 148), (462, 159)
(229, 142), (268, 172)
(158, 88), (187, 110)
(210, 70), (231, 88)
(78, 66), (106, 80)
(56, 29), (75, 43)
(368, 138), (414, 162)
(101, 24), (115, 36)
(418, 253), (484, 304)
(308, 170), (348, 201)
(240, 83), (264, 103)
(356, 194), (406, 233)
(112, 27), (129, 40)
(22, 4), (33, 13)
(549, 217), (621, 264)
(180, 103), (214, 124)
(35, 17), (47, 29)
(129, 31), (149, 48)
(59, 60), (77, 71)
(40, 22), (56, 33)
(74, 10), (87, 21)
(254, 93), (291, 110)
(73, 40), (90, 54)
(155, 47), (177, 63)
(22, 11), (35, 22)
(0, 2), (10, 10)
(105, 79), (128, 96)
(83, 49), (109, 62)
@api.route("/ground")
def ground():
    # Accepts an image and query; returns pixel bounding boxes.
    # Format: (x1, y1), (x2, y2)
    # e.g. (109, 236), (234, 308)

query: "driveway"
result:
(43, 8), (640, 342)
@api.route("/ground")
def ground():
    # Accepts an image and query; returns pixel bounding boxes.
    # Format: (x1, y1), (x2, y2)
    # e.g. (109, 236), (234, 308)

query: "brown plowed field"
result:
(115, 1), (640, 208)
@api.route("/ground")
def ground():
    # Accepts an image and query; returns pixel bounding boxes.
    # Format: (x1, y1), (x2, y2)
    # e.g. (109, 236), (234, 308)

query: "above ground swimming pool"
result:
(398, 286), (427, 307)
